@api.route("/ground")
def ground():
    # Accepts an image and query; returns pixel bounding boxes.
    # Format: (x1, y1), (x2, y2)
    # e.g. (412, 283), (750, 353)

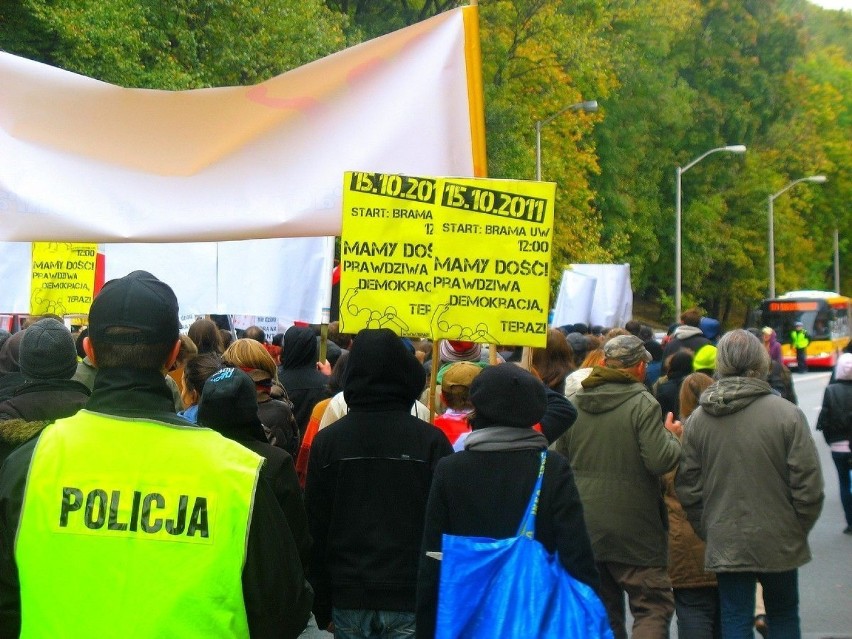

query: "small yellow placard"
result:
(31, 243), (98, 316)
(339, 172), (555, 347)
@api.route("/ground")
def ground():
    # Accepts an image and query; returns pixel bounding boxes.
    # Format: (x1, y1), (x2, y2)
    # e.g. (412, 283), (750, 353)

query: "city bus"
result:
(759, 290), (851, 369)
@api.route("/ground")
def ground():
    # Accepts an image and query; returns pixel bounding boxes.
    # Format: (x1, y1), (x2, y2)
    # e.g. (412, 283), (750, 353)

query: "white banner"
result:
(0, 7), (484, 321)
(552, 269), (597, 328)
(569, 264), (634, 329)
(0, 237), (333, 326)
(0, 8), (479, 242)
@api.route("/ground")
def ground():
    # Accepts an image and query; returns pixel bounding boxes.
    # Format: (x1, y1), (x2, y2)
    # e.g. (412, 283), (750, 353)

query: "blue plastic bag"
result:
(435, 451), (613, 639)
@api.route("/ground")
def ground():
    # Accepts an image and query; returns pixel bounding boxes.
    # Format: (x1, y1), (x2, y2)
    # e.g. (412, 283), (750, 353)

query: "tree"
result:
(0, 0), (349, 89)
(589, 0), (700, 296)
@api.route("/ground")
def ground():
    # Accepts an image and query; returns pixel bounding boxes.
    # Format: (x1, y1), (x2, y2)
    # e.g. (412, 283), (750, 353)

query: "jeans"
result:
(831, 451), (852, 527)
(331, 608), (415, 639)
(674, 586), (721, 639)
(716, 571), (800, 639)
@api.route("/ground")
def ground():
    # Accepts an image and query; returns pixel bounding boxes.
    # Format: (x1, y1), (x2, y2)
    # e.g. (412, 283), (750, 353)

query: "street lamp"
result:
(768, 175), (827, 298)
(535, 100), (598, 180)
(674, 144), (746, 319)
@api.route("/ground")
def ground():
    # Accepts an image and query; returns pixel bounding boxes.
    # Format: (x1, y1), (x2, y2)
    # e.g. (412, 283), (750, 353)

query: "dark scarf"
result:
(464, 426), (548, 452)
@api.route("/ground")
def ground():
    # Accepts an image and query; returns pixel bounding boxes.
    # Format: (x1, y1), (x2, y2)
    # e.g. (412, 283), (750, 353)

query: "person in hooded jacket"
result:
(699, 316), (721, 344)
(417, 364), (600, 639)
(815, 351), (852, 534)
(761, 327), (783, 364)
(278, 325), (332, 437)
(197, 366), (311, 571)
(551, 334), (682, 639)
(676, 329), (824, 639)
(663, 308), (712, 360)
(304, 328), (453, 638)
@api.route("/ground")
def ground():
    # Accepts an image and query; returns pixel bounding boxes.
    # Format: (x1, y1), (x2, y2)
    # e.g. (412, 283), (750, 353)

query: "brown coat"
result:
(663, 470), (716, 589)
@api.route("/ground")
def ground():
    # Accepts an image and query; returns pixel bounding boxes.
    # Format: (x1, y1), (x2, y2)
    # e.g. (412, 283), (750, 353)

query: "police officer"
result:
(0, 271), (312, 638)
(790, 320), (810, 373)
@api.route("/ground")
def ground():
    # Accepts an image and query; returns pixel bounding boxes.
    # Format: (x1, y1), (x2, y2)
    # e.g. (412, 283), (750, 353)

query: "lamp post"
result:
(767, 175), (827, 298)
(535, 100), (598, 180)
(834, 228), (840, 294)
(674, 144), (746, 320)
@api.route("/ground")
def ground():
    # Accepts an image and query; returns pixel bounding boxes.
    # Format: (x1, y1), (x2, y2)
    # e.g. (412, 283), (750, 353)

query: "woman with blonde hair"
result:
(222, 338), (300, 458)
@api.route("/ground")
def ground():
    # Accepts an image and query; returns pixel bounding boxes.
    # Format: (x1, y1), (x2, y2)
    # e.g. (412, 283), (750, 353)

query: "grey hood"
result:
(575, 367), (648, 414)
(672, 325), (705, 341)
(699, 377), (774, 416)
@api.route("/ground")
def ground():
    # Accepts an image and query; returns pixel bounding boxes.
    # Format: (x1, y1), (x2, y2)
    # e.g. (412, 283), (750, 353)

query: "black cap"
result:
(469, 364), (547, 429)
(197, 367), (267, 442)
(88, 271), (180, 345)
(20, 318), (78, 380)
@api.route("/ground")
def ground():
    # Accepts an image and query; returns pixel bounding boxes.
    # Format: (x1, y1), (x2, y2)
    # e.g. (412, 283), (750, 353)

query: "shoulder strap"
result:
(516, 450), (547, 539)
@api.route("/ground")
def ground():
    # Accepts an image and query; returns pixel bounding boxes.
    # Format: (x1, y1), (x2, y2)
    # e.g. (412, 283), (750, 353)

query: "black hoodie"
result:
(304, 329), (452, 629)
(277, 326), (331, 435)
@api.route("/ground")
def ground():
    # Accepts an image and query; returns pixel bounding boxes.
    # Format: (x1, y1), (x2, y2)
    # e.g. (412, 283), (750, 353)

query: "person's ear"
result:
(164, 339), (182, 372)
(82, 336), (97, 367)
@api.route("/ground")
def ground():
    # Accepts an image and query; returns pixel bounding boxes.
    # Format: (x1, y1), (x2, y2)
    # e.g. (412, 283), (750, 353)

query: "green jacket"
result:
(676, 377), (824, 573)
(551, 367), (681, 566)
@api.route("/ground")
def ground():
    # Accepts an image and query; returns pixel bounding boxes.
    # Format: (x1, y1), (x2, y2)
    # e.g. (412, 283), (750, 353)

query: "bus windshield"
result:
(761, 301), (833, 341)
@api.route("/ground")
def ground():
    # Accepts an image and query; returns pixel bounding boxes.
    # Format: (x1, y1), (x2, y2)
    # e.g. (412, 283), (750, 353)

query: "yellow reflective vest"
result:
(790, 329), (810, 349)
(16, 410), (264, 638)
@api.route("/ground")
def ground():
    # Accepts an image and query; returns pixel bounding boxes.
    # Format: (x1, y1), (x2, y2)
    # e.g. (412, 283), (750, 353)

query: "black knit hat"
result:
(20, 318), (78, 380)
(565, 332), (588, 357)
(88, 270), (180, 345)
(469, 364), (547, 429)
(198, 367), (267, 442)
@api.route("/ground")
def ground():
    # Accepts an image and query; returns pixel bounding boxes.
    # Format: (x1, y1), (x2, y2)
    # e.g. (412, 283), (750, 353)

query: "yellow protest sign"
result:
(31, 243), (98, 316)
(340, 172), (555, 347)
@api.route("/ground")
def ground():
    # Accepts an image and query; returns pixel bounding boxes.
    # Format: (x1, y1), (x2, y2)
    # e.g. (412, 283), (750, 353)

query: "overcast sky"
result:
(809, 0), (851, 9)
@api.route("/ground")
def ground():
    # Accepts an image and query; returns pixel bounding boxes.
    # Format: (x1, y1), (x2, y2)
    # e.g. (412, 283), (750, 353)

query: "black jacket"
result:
(304, 329), (453, 629)
(278, 326), (331, 435)
(0, 378), (90, 422)
(767, 360), (797, 405)
(258, 397), (300, 459)
(662, 326), (711, 360)
(0, 367), (312, 639)
(539, 387), (578, 443)
(416, 449), (600, 639)
(816, 379), (852, 444)
(653, 371), (687, 419)
(0, 373), (24, 404)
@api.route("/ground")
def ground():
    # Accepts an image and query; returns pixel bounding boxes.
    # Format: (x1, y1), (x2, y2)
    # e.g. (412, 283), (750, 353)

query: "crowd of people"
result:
(0, 278), (841, 639)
